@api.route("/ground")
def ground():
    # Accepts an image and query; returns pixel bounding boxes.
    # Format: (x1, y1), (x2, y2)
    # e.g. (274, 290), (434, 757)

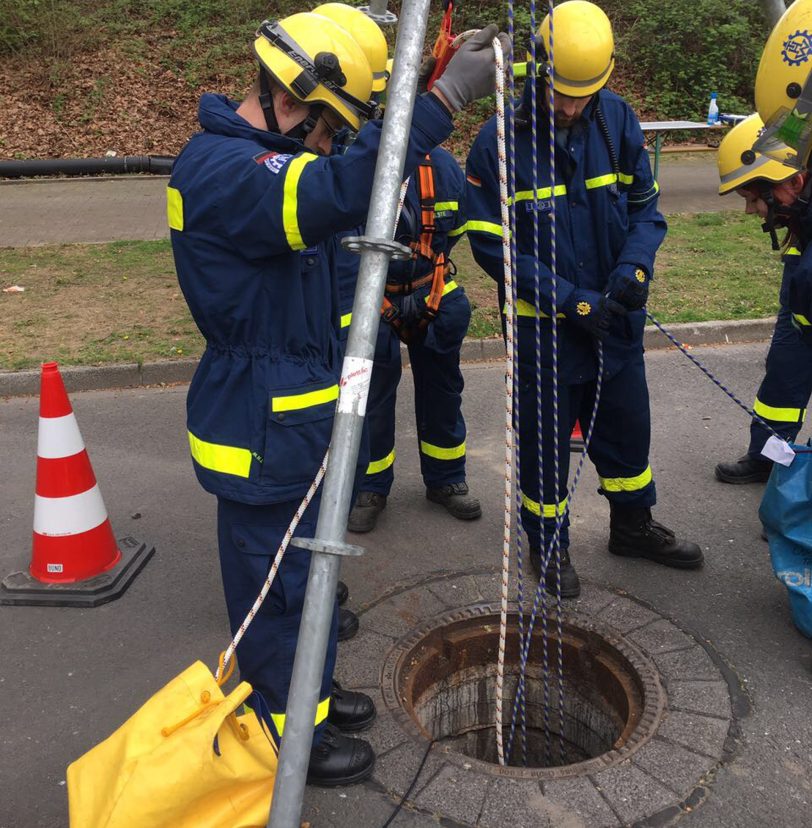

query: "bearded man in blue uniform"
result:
(169, 11), (508, 785)
(466, 0), (702, 600)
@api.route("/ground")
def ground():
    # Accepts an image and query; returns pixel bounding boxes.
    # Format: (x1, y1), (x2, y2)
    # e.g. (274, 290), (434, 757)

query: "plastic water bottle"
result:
(707, 92), (719, 126)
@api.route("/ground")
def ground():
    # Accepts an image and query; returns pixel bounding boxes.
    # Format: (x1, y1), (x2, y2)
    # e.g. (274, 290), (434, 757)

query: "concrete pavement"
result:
(1, 346), (811, 827)
(0, 153), (725, 248)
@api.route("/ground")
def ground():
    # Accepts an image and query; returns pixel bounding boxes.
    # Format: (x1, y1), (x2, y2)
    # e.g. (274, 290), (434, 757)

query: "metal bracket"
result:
(341, 234), (412, 260)
(359, 4), (398, 25)
(291, 536), (366, 557)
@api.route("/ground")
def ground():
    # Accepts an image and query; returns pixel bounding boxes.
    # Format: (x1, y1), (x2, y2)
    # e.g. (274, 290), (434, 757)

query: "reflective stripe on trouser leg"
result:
(748, 307), (812, 456)
(215, 494), (337, 747)
(363, 325), (401, 495)
(409, 320), (467, 489)
(271, 695), (331, 738)
(584, 352), (657, 508)
(517, 362), (575, 550)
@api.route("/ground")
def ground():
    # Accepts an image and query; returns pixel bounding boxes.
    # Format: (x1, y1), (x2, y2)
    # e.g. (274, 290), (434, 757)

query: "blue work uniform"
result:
(334, 147), (471, 495)
(748, 248), (812, 456)
(466, 86), (666, 550)
(169, 92), (452, 742)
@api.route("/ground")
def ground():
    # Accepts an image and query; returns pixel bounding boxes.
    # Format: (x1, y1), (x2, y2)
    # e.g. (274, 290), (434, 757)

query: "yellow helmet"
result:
(254, 13), (374, 131)
(717, 114), (796, 195)
(313, 3), (389, 92)
(755, 0), (812, 128)
(534, 0), (614, 97)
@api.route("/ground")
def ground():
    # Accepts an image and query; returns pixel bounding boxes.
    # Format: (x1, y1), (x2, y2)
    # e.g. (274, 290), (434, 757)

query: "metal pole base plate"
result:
(0, 535), (155, 608)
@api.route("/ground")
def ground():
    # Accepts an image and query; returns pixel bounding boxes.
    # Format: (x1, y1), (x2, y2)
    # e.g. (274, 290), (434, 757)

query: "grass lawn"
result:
(0, 212), (782, 371)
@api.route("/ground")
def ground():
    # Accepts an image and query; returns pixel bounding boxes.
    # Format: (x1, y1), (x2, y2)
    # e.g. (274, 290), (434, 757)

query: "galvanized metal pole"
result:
(268, 0), (433, 824)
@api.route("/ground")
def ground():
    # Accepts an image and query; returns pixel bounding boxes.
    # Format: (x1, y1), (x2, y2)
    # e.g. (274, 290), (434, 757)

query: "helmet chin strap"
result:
(258, 69), (323, 142)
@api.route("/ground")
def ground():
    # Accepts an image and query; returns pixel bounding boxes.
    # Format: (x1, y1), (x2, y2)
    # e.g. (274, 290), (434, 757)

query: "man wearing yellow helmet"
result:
(169, 11), (509, 786)
(466, 0), (702, 600)
(715, 115), (812, 484)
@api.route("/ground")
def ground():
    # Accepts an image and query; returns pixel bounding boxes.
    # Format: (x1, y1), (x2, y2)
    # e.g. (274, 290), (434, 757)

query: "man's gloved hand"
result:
(416, 55), (436, 95)
(563, 289), (626, 342)
(432, 24), (512, 112)
(607, 264), (649, 311)
(399, 292), (426, 325)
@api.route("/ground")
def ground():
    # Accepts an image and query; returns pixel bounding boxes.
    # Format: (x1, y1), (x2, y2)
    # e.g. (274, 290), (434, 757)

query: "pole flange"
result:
(359, 4), (398, 25)
(291, 536), (366, 557)
(341, 235), (412, 260)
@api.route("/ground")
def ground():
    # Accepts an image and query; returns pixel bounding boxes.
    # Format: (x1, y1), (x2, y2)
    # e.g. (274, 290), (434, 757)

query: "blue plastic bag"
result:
(759, 440), (812, 639)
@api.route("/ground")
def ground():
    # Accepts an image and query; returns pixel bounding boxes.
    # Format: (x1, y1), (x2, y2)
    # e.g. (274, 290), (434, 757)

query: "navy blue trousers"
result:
(216, 494), (337, 745)
(518, 347), (656, 551)
(748, 307), (812, 457)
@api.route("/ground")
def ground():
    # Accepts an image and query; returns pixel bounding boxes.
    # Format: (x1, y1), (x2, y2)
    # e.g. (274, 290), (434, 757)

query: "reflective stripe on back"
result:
(282, 155), (318, 250)
(188, 432), (253, 478)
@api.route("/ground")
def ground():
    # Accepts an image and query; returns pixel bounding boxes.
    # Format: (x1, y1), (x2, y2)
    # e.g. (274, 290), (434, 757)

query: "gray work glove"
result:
(432, 24), (512, 112)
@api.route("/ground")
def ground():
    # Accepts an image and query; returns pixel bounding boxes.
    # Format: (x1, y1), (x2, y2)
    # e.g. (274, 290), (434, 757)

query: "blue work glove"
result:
(563, 289), (626, 342)
(607, 265), (649, 311)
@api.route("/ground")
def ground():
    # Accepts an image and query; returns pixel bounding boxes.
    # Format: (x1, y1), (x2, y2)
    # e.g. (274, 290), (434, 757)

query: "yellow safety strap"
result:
(599, 465), (653, 493)
(754, 397), (806, 423)
(271, 384), (339, 413)
(271, 696), (330, 737)
(282, 154), (318, 251)
(166, 186), (184, 231)
(341, 312), (352, 329)
(521, 493), (569, 518)
(420, 439), (466, 460)
(506, 299), (566, 319)
(366, 449), (396, 475)
(188, 431), (252, 478)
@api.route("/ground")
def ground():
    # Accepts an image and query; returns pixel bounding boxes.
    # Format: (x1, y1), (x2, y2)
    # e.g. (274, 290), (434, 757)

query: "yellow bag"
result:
(67, 658), (278, 828)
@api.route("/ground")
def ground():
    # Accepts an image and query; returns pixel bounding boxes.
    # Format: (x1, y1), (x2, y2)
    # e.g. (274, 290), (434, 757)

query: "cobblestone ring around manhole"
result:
(341, 570), (741, 828)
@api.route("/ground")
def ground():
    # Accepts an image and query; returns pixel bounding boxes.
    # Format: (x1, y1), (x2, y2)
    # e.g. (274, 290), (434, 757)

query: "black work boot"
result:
(336, 580), (349, 607)
(529, 545), (581, 599)
(426, 481), (482, 520)
(328, 680), (376, 732)
(307, 723), (375, 787)
(347, 491), (387, 533)
(715, 454), (772, 484)
(338, 608), (359, 641)
(609, 506), (703, 569)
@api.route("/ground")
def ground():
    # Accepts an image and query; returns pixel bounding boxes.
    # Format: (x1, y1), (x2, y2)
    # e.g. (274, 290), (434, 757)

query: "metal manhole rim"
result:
(380, 601), (668, 781)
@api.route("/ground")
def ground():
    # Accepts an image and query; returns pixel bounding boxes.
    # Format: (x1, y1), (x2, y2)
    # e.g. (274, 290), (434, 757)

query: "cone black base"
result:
(0, 535), (155, 607)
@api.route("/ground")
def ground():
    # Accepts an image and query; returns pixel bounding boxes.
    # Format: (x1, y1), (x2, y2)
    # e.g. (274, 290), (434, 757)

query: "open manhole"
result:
(395, 608), (666, 778)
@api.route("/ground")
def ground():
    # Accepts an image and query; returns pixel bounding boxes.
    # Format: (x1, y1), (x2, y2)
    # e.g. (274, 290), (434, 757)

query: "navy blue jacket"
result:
(170, 93), (452, 504)
(466, 87), (666, 381)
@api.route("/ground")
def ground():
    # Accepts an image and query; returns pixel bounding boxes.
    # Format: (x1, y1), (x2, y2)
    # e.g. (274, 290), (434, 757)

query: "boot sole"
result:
(545, 584), (581, 599)
(609, 544), (704, 569)
(329, 708), (377, 733)
(714, 468), (771, 485)
(307, 757), (376, 788)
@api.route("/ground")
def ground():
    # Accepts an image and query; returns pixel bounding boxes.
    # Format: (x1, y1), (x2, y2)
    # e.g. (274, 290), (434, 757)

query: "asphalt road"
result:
(0, 154), (726, 248)
(1, 344), (810, 827)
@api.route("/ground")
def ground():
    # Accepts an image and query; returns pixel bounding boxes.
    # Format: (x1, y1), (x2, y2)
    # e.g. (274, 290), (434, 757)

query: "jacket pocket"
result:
(262, 379), (338, 487)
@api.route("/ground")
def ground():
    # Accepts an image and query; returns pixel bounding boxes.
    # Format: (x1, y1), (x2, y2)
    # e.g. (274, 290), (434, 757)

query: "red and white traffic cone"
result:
(1, 363), (154, 607)
(570, 419), (585, 452)
(30, 362), (121, 582)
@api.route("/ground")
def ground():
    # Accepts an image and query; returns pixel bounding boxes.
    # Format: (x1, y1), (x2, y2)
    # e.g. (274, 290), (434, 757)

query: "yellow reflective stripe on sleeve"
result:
(599, 465), (653, 492)
(366, 449), (395, 475)
(341, 312), (352, 328)
(434, 201), (458, 212)
(506, 299), (565, 319)
(188, 431), (252, 478)
(448, 222), (468, 237)
(166, 186), (184, 231)
(420, 440), (466, 460)
(271, 695), (330, 737)
(271, 384), (339, 413)
(466, 220), (503, 236)
(793, 313), (811, 326)
(521, 492), (568, 518)
(282, 154), (318, 251)
(442, 280), (459, 296)
(753, 397), (806, 423)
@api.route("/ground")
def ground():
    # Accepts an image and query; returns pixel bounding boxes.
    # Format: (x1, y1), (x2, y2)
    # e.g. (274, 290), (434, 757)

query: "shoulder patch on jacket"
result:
(253, 150), (292, 175)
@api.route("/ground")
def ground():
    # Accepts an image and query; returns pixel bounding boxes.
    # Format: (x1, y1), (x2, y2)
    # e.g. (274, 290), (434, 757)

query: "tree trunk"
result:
(761, 0), (787, 28)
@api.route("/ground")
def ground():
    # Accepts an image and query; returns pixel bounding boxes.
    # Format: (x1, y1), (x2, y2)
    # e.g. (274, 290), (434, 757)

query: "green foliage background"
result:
(0, 0), (777, 120)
